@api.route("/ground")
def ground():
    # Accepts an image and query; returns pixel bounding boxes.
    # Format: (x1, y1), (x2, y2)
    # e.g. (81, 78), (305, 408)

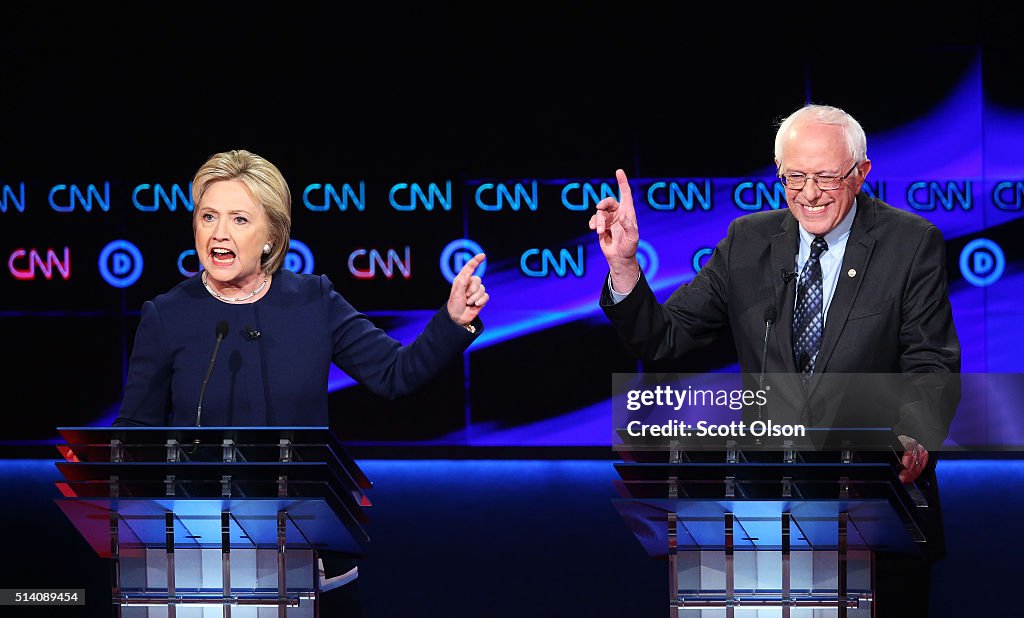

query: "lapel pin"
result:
(847, 268), (857, 278)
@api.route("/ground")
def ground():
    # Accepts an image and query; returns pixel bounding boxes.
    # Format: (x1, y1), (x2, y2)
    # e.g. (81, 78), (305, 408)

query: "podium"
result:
(613, 428), (933, 617)
(53, 426), (372, 617)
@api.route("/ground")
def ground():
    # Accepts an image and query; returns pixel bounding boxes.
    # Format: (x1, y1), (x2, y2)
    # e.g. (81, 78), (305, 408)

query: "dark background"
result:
(2, 4), (1023, 617)
(2, 3), (1022, 446)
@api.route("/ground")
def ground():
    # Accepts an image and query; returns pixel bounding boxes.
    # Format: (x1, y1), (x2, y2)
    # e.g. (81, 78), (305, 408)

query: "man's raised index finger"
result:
(615, 168), (633, 204)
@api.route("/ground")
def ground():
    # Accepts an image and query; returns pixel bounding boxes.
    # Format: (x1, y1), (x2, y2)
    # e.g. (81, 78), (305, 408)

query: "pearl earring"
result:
(263, 243), (272, 255)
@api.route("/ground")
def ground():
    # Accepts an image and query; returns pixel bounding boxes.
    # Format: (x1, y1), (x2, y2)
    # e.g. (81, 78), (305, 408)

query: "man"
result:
(591, 104), (960, 613)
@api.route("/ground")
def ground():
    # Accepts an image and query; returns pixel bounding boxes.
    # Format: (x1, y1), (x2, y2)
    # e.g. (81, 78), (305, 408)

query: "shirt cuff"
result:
(607, 271), (641, 304)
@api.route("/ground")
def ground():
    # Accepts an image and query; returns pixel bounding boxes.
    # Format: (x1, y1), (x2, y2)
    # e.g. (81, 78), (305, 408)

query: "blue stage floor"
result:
(1, 458), (1018, 617)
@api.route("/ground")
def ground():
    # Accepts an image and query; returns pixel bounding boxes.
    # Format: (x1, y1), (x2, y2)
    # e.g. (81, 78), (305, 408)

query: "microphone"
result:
(244, 326), (261, 341)
(196, 320), (229, 427)
(757, 306), (776, 431)
(781, 268), (798, 283)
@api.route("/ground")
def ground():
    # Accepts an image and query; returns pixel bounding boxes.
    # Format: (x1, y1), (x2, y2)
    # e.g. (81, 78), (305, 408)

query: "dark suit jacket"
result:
(602, 195), (961, 559)
(602, 195), (960, 446)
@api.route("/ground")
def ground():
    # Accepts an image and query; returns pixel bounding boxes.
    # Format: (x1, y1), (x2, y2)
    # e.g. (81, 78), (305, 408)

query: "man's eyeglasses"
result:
(779, 163), (858, 191)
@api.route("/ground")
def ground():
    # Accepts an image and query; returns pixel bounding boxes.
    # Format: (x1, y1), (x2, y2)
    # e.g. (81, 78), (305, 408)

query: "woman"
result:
(112, 149), (488, 615)
(115, 149), (487, 427)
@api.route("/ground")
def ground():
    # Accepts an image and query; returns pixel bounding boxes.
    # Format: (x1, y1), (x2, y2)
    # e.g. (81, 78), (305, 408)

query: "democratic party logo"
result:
(959, 239), (1004, 287)
(284, 239), (315, 275)
(98, 240), (144, 288)
(440, 239), (486, 284)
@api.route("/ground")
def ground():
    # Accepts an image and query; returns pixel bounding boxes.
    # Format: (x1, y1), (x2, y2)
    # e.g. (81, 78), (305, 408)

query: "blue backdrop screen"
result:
(1, 34), (1021, 448)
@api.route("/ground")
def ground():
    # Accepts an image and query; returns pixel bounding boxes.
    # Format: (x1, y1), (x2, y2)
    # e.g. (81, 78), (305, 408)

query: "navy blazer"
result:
(115, 269), (480, 427)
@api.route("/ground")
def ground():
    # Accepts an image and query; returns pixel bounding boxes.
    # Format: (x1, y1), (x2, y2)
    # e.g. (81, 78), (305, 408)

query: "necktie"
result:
(793, 236), (829, 383)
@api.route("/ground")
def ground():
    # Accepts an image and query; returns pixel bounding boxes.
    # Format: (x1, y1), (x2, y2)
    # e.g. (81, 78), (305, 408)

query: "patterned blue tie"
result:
(793, 236), (829, 383)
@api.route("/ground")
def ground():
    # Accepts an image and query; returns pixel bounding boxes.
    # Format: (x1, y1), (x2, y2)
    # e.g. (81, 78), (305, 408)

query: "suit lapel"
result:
(815, 196), (877, 374)
(771, 215), (800, 373)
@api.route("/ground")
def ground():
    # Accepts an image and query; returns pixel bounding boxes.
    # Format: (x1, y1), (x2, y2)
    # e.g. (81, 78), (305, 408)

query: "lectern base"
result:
(118, 547), (318, 617)
(673, 549), (873, 617)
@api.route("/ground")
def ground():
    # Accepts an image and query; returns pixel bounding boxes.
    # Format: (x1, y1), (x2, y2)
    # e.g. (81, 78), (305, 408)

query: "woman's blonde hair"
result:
(191, 149), (292, 273)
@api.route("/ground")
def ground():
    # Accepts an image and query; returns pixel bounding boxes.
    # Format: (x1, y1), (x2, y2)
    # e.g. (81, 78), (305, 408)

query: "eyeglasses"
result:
(779, 163), (858, 191)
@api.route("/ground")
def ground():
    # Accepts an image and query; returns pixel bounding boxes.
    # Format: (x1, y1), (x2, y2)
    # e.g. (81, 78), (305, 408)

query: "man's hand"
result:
(588, 169), (641, 293)
(447, 253), (488, 327)
(898, 434), (929, 483)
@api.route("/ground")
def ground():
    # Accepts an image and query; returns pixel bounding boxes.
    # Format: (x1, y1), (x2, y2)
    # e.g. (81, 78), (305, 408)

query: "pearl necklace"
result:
(202, 270), (269, 303)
